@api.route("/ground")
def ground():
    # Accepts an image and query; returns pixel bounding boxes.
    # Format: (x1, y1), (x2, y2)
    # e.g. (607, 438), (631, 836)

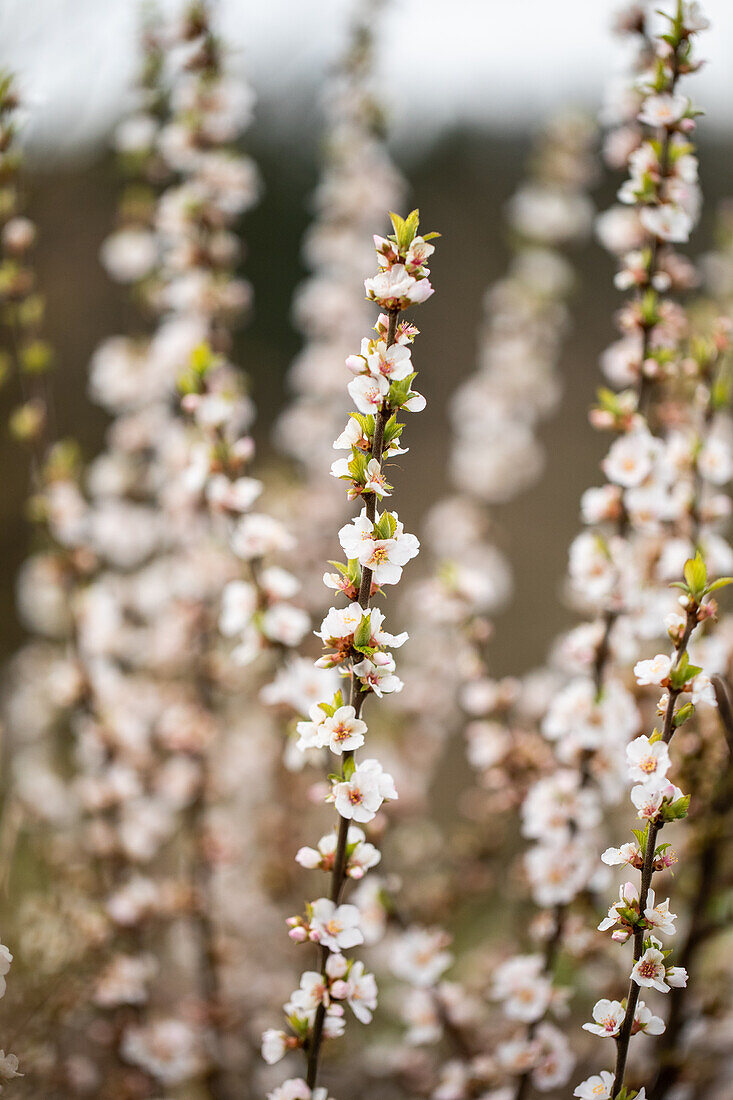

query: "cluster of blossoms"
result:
(378, 111), (598, 1100)
(430, 5), (733, 1099)
(261, 209), (437, 1098)
(639, 205), (733, 1100)
(543, 4), (733, 1098)
(581, 556), (728, 1099)
(272, 0), (406, 610)
(5, 1), (733, 1097)
(2, 5), (305, 1092)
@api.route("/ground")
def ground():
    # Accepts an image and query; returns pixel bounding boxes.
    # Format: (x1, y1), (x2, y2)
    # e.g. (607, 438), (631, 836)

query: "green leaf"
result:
(373, 513), (392, 540)
(190, 341), (215, 375)
(353, 613), (373, 649)
(633, 828), (648, 854)
(347, 448), (369, 482)
(673, 702), (695, 727)
(342, 756), (356, 781)
(705, 577), (733, 595)
(683, 551), (707, 598)
(662, 795), (690, 822)
(382, 412), (404, 446)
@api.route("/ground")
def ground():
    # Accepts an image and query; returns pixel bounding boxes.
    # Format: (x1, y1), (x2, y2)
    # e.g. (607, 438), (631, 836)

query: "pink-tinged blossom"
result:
(630, 781), (666, 821)
(637, 93), (688, 128)
(120, 1018), (204, 1085)
(321, 706), (368, 755)
(266, 1080), (327, 1100)
(332, 758), (398, 822)
(574, 1072), (644, 1100)
(365, 340), (413, 381)
(261, 1029), (290, 1066)
(230, 512), (295, 560)
(691, 671), (717, 706)
(347, 372), (388, 415)
(339, 959), (378, 1023)
(364, 264), (434, 309)
(338, 508), (419, 585)
(639, 203), (694, 243)
(351, 653), (404, 697)
(601, 840), (643, 869)
(626, 735), (671, 784)
(643, 889), (677, 936)
(598, 880), (639, 940)
(631, 944), (682, 993)
(309, 898), (364, 952)
(634, 1001), (665, 1035)
(491, 955), (553, 1023)
(295, 825), (380, 879)
(390, 926), (453, 988)
(633, 653), (672, 686)
(602, 429), (659, 487)
(582, 999), (626, 1038)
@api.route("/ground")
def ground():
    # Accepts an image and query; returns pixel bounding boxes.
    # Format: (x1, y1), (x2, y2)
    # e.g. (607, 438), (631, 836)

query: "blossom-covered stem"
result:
(648, 675), (733, 1098)
(323, 309), (399, 899)
(306, 306), (400, 1090)
(636, 50), (683, 416)
(612, 604), (697, 1095)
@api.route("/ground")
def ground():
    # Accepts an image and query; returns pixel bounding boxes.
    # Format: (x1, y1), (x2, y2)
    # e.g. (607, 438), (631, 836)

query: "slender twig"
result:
(611, 609), (697, 1094)
(305, 308), (400, 1089)
(648, 675), (733, 1099)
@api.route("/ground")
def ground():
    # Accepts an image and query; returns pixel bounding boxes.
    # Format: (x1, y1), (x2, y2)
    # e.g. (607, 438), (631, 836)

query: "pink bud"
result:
(330, 980), (349, 1000)
(289, 927), (308, 943)
(590, 409), (615, 429)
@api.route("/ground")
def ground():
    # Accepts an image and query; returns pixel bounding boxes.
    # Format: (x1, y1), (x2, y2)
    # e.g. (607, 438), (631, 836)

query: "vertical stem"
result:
(305, 308), (400, 1089)
(611, 611), (695, 1094)
(649, 675), (733, 1099)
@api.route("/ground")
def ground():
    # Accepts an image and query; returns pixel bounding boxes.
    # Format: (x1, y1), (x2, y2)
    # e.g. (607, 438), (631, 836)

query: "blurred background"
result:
(0, 0), (732, 677)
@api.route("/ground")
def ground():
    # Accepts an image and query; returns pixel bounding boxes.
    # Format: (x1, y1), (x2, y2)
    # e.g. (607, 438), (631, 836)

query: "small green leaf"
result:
(683, 551), (707, 599)
(662, 795), (690, 822)
(353, 613), (372, 649)
(673, 702), (695, 727)
(705, 577), (733, 595)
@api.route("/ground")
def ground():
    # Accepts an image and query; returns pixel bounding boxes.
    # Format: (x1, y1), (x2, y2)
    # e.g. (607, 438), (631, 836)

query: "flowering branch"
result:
(262, 209), (437, 1100)
(647, 676), (733, 1097)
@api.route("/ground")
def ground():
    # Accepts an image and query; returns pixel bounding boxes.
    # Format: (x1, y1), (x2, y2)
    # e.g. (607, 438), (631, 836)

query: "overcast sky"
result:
(1, 0), (732, 157)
